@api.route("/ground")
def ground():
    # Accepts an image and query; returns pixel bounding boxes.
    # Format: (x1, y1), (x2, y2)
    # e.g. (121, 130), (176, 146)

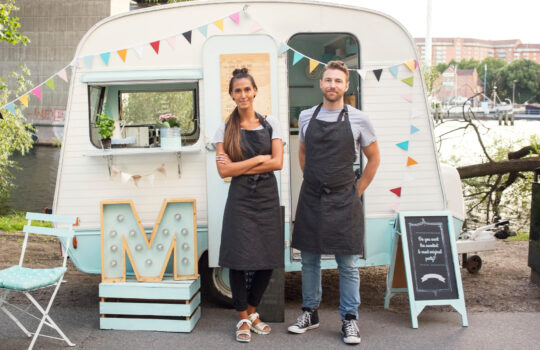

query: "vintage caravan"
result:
(53, 0), (464, 303)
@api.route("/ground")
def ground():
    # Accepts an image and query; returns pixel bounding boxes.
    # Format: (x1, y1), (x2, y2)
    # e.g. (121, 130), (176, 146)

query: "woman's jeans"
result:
(301, 251), (360, 320)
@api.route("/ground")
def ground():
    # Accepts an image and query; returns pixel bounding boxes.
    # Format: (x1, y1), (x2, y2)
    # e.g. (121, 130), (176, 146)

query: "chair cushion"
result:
(0, 266), (67, 291)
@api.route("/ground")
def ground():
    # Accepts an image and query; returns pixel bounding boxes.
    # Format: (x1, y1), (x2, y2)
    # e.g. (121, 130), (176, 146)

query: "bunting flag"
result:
(83, 55), (94, 68)
(356, 69), (367, 80)
(133, 45), (144, 59)
(57, 68), (68, 82)
(403, 172), (415, 183)
(229, 12), (240, 24)
(113, 163), (167, 186)
(414, 60), (419, 69)
(390, 187), (402, 197)
(309, 59), (319, 73)
(278, 43), (289, 55)
(401, 76), (414, 87)
(100, 52), (111, 66)
(182, 31), (192, 44)
(292, 51), (303, 65)
(388, 65), (399, 78)
(198, 25), (208, 38)
(214, 18), (224, 31)
(251, 21), (262, 33)
(410, 125), (420, 134)
(401, 93), (414, 103)
(18, 95), (29, 107)
(405, 60), (416, 72)
(407, 157), (418, 167)
(117, 49), (128, 62)
(121, 173), (131, 184)
(45, 78), (55, 91)
(132, 175), (142, 187)
(166, 36), (176, 50)
(373, 69), (383, 82)
(396, 141), (409, 151)
(31, 87), (42, 100)
(150, 41), (160, 54)
(410, 109), (422, 118)
(5, 103), (15, 115)
(391, 203), (400, 212)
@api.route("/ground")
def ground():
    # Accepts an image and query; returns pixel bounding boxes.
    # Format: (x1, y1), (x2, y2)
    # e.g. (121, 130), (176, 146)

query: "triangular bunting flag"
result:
(402, 76), (414, 87)
(198, 25), (208, 38)
(121, 172), (131, 184)
(390, 187), (402, 197)
(279, 43), (289, 56)
(414, 60), (419, 69)
(391, 203), (400, 212)
(410, 108), (422, 118)
(57, 69), (68, 82)
(356, 69), (367, 80)
(83, 55), (94, 68)
(150, 41), (160, 54)
(31, 86), (42, 100)
(410, 125), (420, 134)
(182, 31), (192, 44)
(133, 45), (144, 59)
(100, 52), (111, 66)
(117, 49), (127, 62)
(166, 36), (176, 49)
(229, 12), (240, 24)
(292, 51), (303, 65)
(373, 69), (383, 81)
(148, 174), (155, 186)
(5, 102), (15, 115)
(407, 157), (418, 167)
(401, 93), (414, 103)
(309, 60), (319, 73)
(389, 65), (399, 78)
(214, 19), (224, 31)
(403, 172), (415, 183)
(396, 141), (409, 151)
(18, 95), (28, 107)
(45, 78), (55, 91)
(251, 21), (262, 33)
(405, 60), (415, 72)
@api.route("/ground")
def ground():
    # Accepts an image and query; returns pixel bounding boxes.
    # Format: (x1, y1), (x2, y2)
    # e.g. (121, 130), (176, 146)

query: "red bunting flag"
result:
(150, 41), (160, 54)
(390, 187), (402, 197)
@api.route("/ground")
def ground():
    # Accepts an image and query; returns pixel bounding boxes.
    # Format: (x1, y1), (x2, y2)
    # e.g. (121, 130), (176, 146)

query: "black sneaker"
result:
(287, 308), (320, 334)
(342, 314), (361, 345)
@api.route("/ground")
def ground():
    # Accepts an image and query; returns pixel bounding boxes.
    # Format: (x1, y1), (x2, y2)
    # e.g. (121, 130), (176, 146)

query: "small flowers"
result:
(157, 113), (181, 128)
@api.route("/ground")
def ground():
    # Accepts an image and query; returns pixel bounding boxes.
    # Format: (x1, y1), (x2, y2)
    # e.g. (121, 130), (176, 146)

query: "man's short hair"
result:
(322, 60), (349, 81)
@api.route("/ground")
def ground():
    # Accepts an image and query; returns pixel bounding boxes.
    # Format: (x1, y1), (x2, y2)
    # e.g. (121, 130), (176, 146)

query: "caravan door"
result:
(203, 35), (280, 267)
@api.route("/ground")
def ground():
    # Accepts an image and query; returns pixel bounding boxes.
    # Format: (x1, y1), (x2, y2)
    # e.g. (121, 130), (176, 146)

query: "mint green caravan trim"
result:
(81, 69), (203, 83)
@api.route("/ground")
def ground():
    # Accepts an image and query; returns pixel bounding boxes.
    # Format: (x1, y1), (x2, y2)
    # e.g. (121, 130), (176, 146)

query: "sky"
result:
(327, 0), (540, 43)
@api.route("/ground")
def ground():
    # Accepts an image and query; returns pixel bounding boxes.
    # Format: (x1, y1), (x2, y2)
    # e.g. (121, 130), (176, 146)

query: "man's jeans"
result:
(301, 251), (360, 320)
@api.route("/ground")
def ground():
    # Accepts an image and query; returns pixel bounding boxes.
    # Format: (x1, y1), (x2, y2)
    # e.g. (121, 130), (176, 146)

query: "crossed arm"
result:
(215, 139), (284, 178)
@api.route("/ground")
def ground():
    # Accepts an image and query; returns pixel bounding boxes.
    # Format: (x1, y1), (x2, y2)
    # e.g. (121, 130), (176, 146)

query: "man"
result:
(288, 61), (380, 345)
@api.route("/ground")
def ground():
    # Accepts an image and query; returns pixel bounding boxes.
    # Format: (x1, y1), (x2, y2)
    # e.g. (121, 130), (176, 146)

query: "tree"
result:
(0, 0), (29, 45)
(421, 62), (440, 95)
(495, 59), (540, 103)
(476, 57), (507, 98)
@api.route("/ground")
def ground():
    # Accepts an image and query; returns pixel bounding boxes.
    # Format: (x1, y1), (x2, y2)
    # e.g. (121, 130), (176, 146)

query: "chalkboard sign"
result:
(384, 211), (467, 328)
(404, 216), (458, 301)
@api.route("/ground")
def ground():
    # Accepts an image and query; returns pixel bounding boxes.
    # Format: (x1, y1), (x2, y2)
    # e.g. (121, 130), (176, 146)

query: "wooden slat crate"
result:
(99, 276), (201, 332)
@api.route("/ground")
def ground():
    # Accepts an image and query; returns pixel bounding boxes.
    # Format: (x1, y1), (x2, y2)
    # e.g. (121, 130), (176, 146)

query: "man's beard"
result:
(322, 90), (344, 103)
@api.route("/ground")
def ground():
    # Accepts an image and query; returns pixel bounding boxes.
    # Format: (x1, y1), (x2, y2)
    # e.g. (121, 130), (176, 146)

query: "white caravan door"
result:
(203, 34), (280, 267)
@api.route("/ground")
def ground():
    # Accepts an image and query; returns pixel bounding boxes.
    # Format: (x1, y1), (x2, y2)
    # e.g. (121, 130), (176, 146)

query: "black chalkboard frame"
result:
(384, 211), (468, 328)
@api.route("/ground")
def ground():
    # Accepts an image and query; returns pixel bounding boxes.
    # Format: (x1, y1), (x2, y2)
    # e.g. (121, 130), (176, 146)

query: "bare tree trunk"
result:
(457, 157), (540, 179)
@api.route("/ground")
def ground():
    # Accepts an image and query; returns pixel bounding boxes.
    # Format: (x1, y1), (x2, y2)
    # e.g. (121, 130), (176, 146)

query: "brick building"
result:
(432, 66), (483, 103)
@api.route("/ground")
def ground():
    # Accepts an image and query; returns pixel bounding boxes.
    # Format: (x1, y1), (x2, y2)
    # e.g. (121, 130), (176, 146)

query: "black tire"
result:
(199, 251), (233, 308)
(465, 255), (482, 274)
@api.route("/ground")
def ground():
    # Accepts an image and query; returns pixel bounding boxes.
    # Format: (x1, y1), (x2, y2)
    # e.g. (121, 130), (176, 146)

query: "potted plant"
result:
(157, 113), (182, 149)
(95, 112), (115, 149)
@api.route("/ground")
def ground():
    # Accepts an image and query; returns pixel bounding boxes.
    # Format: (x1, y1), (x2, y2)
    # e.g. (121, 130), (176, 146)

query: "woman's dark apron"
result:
(292, 104), (364, 255)
(218, 114), (284, 270)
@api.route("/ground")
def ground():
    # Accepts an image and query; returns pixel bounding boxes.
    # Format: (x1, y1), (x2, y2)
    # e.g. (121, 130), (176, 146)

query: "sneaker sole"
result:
(342, 335), (361, 345)
(288, 323), (320, 334)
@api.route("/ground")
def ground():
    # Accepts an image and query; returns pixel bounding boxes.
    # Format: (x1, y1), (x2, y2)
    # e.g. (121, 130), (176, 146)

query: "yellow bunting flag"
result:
(407, 157), (418, 167)
(214, 18), (224, 31)
(405, 60), (416, 72)
(18, 95), (29, 107)
(117, 49), (127, 62)
(309, 59), (319, 73)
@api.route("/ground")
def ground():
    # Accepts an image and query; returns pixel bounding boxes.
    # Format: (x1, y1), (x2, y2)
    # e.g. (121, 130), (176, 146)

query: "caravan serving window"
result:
(88, 82), (200, 148)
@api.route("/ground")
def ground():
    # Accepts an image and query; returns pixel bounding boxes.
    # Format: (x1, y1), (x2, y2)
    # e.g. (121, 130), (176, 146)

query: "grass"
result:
(507, 232), (530, 242)
(0, 211), (52, 233)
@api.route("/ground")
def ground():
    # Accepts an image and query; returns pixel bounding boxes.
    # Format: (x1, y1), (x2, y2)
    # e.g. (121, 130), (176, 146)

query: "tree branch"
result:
(457, 157), (540, 179)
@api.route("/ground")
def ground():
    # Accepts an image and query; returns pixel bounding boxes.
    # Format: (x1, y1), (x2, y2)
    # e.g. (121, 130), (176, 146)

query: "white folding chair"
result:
(0, 212), (77, 350)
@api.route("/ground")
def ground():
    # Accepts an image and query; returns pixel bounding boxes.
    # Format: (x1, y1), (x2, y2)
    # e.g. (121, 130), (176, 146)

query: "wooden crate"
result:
(99, 276), (200, 332)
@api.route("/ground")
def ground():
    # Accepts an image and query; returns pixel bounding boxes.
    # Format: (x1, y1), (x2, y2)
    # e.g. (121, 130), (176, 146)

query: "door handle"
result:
(205, 142), (216, 152)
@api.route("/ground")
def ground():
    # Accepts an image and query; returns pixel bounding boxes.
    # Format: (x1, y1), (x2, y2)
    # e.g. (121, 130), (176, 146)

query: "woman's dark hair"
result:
(224, 68), (258, 162)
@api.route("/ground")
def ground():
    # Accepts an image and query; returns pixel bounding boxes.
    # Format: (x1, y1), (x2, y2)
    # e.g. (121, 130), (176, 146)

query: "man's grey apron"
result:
(292, 104), (364, 255)
(219, 113), (284, 270)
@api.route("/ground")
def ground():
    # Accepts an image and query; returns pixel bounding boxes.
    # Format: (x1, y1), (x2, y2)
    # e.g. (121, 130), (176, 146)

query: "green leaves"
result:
(94, 113), (115, 139)
(0, 0), (30, 46)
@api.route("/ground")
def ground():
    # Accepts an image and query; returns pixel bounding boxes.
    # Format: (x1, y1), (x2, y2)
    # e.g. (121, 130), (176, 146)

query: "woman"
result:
(213, 68), (284, 343)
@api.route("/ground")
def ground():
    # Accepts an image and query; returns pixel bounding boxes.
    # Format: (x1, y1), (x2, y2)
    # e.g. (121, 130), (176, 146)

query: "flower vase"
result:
(160, 127), (182, 150)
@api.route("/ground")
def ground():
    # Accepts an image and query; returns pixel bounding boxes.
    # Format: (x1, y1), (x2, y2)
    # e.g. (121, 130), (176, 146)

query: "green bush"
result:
(94, 113), (115, 139)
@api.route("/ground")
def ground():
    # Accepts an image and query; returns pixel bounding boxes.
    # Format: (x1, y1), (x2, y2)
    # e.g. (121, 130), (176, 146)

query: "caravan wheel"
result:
(199, 252), (233, 307)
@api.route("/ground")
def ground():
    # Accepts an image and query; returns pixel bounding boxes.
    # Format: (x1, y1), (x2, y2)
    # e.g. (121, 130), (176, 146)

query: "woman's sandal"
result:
(248, 312), (271, 335)
(236, 319), (252, 343)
